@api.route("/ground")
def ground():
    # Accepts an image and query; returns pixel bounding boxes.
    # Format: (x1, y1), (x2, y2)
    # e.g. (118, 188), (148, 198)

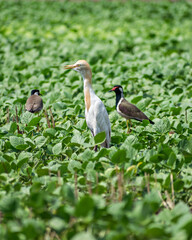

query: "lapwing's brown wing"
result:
(25, 95), (43, 113)
(119, 99), (153, 123)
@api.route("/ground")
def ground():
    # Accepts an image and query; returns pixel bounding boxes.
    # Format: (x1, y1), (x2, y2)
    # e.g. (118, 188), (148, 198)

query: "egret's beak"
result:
(64, 64), (76, 69)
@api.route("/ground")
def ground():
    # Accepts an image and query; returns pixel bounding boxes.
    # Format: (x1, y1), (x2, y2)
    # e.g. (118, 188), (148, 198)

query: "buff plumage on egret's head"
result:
(64, 60), (92, 82)
(64, 60), (111, 151)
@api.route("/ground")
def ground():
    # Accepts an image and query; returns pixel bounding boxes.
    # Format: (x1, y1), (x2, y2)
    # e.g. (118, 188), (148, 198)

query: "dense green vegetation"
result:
(0, 0), (192, 239)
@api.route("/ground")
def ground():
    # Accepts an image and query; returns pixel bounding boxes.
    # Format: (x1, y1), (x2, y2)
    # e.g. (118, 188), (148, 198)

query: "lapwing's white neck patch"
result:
(34, 92), (39, 95)
(119, 87), (123, 92)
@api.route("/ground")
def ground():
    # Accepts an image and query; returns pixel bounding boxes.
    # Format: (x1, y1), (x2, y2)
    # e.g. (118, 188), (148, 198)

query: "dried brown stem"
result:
(49, 107), (55, 128)
(110, 183), (116, 202)
(57, 170), (61, 186)
(165, 190), (174, 209)
(145, 172), (150, 193)
(44, 109), (51, 128)
(185, 109), (188, 124)
(96, 172), (99, 194)
(118, 170), (123, 202)
(170, 173), (175, 205)
(15, 106), (23, 134)
(74, 172), (78, 199)
(0, 211), (3, 224)
(6, 107), (10, 123)
(86, 174), (92, 195)
(158, 191), (169, 209)
(19, 104), (23, 115)
(15, 106), (19, 123)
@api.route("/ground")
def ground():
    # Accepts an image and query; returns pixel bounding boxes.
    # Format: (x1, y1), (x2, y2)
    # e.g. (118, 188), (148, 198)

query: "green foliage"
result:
(0, 0), (192, 239)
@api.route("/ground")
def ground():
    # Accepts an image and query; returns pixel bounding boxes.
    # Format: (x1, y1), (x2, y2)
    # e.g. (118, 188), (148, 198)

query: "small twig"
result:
(20, 104), (23, 115)
(0, 211), (3, 224)
(50, 231), (61, 240)
(15, 106), (23, 134)
(57, 170), (61, 186)
(158, 191), (169, 209)
(96, 172), (99, 194)
(110, 183), (116, 202)
(6, 107), (10, 123)
(85, 174), (92, 195)
(165, 190), (174, 209)
(170, 173), (175, 205)
(118, 170), (123, 202)
(49, 169), (51, 178)
(145, 172), (150, 193)
(15, 106), (19, 123)
(17, 124), (21, 134)
(44, 109), (51, 128)
(185, 109), (188, 123)
(74, 172), (78, 199)
(49, 107), (55, 128)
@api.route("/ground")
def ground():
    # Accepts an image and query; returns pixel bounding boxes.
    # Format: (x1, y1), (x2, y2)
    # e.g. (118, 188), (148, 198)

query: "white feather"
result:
(85, 89), (111, 148)
(65, 60), (111, 148)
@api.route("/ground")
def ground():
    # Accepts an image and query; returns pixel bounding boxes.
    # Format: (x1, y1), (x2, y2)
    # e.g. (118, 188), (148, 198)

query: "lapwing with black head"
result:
(109, 85), (154, 133)
(25, 89), (43, 113)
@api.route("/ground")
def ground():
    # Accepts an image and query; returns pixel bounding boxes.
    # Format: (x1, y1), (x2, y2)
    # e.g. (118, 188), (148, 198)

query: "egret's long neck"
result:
(83, 77), (93, 112)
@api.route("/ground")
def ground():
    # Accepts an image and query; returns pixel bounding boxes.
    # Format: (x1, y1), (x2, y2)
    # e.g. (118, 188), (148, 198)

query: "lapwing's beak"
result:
(64, 64), (76, 69)
(109, 87), (117, 92)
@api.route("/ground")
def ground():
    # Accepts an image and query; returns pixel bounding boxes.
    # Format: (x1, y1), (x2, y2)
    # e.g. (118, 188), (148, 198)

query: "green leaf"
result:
(52, 142), (62, 155)
(75, 195), (94, 217)
(22, 219), (45, 239)
(36, 168), (49, 176)
(0, 157), (11, 173)
(72, 232), (96, 240)
(35, 136), (46, 148)
(154, 118), (171, 134)
(48, 217), (66, 232)
(0, 195), (18, 213)
(68, 160), (82, 173)
(43, 128), (56, 137)
(94, 131), (106, 145)
(21, 111), (34, 124)
(111, 149), (127, 164)
(9, 122), (17, 133)
(28, 117), (41, 126)
(167, 152), (176, 167)
(9, 136), (25, 149)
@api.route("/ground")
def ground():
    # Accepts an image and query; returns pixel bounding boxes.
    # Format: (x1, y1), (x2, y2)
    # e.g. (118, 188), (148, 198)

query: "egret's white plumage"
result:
(64, 60), (111, 149)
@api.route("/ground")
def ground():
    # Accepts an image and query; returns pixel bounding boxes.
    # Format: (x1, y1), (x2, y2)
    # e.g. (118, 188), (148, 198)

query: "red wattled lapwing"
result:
(109, 85), (154, 133)
(25, 89), (43, 113)
(64, 60), (111, 151)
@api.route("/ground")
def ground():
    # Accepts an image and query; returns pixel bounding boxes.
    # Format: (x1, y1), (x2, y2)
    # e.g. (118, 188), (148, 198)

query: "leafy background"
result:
(0, 0), (192, 239)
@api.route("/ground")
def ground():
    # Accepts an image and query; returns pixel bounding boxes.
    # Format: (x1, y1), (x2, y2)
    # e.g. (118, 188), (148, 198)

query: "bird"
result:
(64, 60), (111, 151)
(109, 85), (154, 133)
(25, 89), (43, 113)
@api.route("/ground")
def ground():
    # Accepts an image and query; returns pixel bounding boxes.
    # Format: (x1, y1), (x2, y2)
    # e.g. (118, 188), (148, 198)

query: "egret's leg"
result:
(94, 145), (98, 152)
